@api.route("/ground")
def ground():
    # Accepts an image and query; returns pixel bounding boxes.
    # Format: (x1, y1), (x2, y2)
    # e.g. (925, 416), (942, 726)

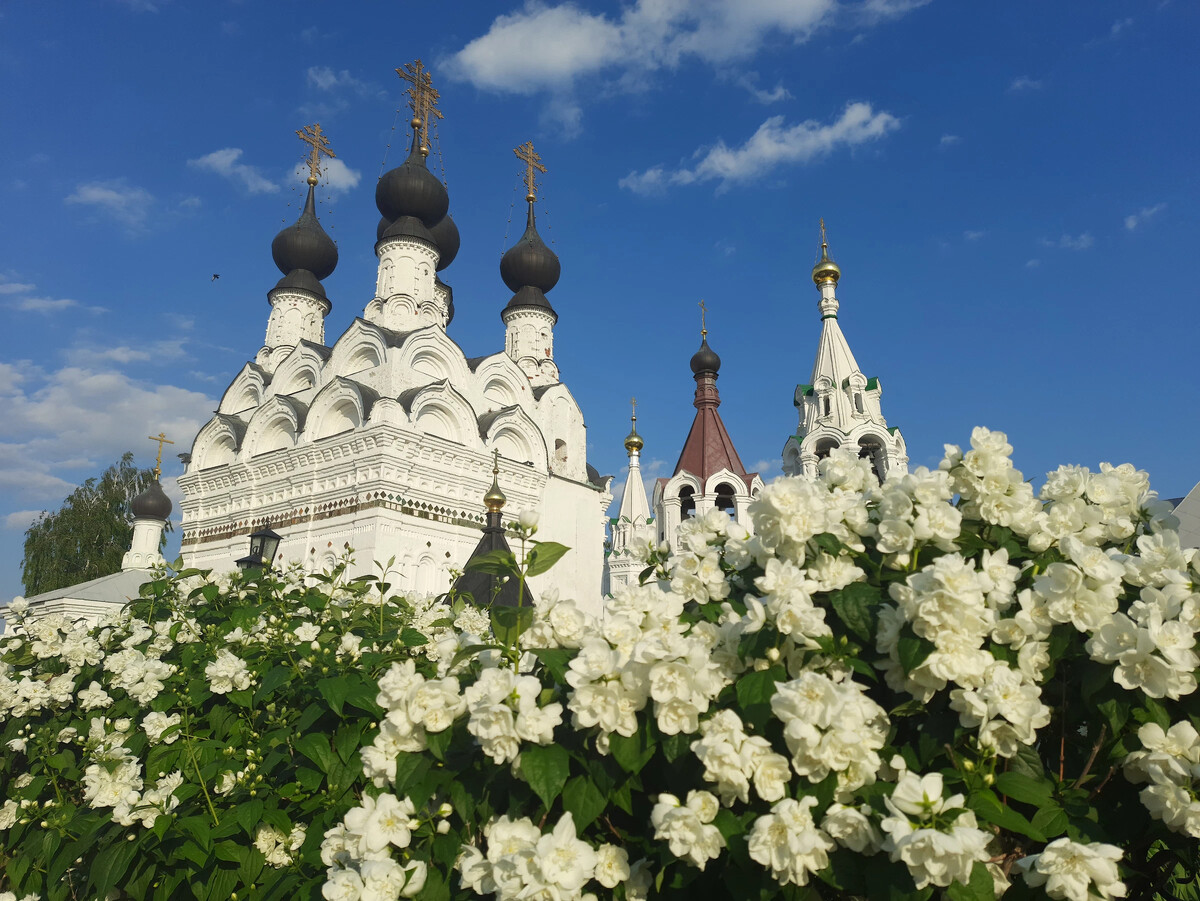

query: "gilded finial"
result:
(147, 432), (175, 481)
(513, 141), (546, 204)
(484, 449), (507, 513)
(698, 299), (708, 338)
(812, 218), (841, 285)
(296, 123), (336, 187)
(624, 397), (644, 453)
(396, 60), (443, 156)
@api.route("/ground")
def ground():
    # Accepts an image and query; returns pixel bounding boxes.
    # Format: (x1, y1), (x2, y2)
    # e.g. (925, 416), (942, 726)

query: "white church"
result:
(9, 64), (913, 625)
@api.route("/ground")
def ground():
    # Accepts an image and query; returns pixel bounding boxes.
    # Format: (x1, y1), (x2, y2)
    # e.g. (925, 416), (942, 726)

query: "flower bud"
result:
(437, 820), (451, 834)
(518, 509), (540, 531)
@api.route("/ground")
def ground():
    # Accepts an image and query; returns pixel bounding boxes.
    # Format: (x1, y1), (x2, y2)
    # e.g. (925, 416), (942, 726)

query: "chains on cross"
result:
(396, 60), (442, 152)
(147, 432), (175, 480)
(513, 141), (546, 201)
(296, 123), (336, 184)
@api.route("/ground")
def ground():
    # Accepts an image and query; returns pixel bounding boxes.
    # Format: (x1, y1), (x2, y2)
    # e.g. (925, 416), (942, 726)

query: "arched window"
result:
(854, 393), (864, 414)
(678, 486), (696, 520)
(814, 438), (839, 461)
(858, 437), (886, 483)
(822, 395), (831, 417)
(554, 438), (568, 466)
(715, 482), (736, 520)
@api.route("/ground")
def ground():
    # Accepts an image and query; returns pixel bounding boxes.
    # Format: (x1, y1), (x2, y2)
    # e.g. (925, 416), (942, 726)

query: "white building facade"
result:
(179, 121), (611, 614)
(782, 230), (908, 481)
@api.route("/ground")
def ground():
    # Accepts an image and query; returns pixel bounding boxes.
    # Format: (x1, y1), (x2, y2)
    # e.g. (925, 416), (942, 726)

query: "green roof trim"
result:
(865, 377), (879, 391)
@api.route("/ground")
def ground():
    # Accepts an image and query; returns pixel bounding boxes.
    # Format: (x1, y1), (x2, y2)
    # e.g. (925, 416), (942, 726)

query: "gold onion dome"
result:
(812, 221), (841, 285)
(484, 458), (506, 513)
(624, 421), (644, 453)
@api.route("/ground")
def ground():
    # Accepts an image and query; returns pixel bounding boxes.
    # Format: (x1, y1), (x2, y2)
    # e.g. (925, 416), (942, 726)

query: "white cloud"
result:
(179, 195), (202, 209)
(65, 179), (154, 228)
(307, 66), (371, 94)
(115, 0), (166, 11)
(1009, 75), (1042, 92)
(856, 0), (932, 24)
(0, 280), (35, 295)
(963, 230), (986, 242)
(289, 158), (361, 197)
(728, 71), (792, 104)
(189, 148), (279, 195)
(1124, 203), (1166, 230)
(3, 511), (41, 532)
(1025, 258), (1040, 268)
(1040, 233), (1094, 251)
(65, 340), (187, 367)
(620, 102), (899, 194)
(939, 134), (960, 146)
(444, 0), (922, 130)
(1111, 17), (1134, 36)
(751, 457), (784, 480)
(0, 359), (214, 508)
(13, 297), (107, 315)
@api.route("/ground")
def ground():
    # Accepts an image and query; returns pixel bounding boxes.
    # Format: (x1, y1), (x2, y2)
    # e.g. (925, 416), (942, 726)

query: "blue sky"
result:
(2, 1), (1197, 601)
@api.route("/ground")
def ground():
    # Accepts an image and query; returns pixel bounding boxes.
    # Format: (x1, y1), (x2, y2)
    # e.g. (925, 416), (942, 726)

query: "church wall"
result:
(536, 475), (605, 617)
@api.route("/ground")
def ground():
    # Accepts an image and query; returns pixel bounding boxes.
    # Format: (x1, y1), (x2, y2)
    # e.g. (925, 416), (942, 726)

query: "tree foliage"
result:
(20, 452), (166, 596)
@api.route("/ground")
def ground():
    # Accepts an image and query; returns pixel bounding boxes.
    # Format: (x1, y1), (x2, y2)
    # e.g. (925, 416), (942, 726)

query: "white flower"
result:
(650, 791), (725, 870)
(747, 797), (835, 886)
(295, 622), (321, 642)
(205, 649), (253, 694)
(517, 509), (540, 531)
(343, 793), (417, 856)
(1018, 838), (1126, 901)
(142, 711), (182, 745)
(593, 844), (630, 888)
(880, 773), (990, 889)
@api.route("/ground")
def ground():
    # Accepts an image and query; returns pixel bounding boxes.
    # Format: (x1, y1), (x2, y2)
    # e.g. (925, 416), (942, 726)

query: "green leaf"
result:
(521, 744), (571, 809)
(317, 675), (352, 715)
(661, 731), (692, 762)
(993, 771), (1054, 807)
(968, 789), (1046, 842)
(530, 647), (574, 683)
(400, 627), (428, 647)
(526, 541), (571, 577)
(562, 775), (608, 830)
(491, 605), (534, 646)
(425, 725), (453, 761)
(946, 862), (995, 901)
(295, 733), (337, 775)
(464, 549), (520, 577)
(736, 665), (786, 707)
(811, 533), (845, 556)
(897, 633), (935, 674)
(829, 582), (879, 641)
(90, 837), (139, 899)
(255, 665), (292, 703)
(609, 725), (656, 774)
(235, 798), (265, 837)
(1031, 804), (1069, 839)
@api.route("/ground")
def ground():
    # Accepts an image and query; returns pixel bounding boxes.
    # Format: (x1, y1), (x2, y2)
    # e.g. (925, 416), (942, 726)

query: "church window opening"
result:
(554, 438), (568, 466)
(678, 486), (696, 520)
(814, 438), (839, 461)
(822, 396), (831, 416)
(715, 482), (736, 519)
(858, 437), (886, 483)
(854, 393), (864, 414)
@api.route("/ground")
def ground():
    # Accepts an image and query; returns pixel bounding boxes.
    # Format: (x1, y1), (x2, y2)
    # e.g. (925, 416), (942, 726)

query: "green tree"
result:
(20, 452), (168, 596)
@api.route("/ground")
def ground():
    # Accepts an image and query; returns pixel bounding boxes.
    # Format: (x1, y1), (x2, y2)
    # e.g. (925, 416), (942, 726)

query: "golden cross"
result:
(396, 60), (442, 149)
(698, 299), (708, 337)
(296, 123), (336, 185)
(492, 448), (501, 476)
(147, 432), (175, 480)
(513, 141), (546, 201)
(631, 397), (637, 422)
(819, 217), (828, 250)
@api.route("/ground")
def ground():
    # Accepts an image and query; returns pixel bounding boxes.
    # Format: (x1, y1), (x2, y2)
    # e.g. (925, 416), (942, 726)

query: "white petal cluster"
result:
(879, 773), (990, 890)
(363, 660), (466, 784)
(204, 648), (253, 694)
(322, 793), (427, 900)
(650, 791), (725, 870)
(1086, 586), (1198, 700)
(747, 796), (835, 886)
(1018, 838), (1127, 901)
(770, 671), (887, 794)
(464, 664), (563, 765)
(256, 823), (306, 868)
(1123, 721), (1200, 837)
(456, 812), (614, 901)
(690, 709), (791, 805)
(942, 428), (1043, 541)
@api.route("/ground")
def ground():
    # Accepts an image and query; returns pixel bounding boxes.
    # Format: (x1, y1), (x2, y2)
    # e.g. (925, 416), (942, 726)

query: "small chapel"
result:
(177, 63), (612, 614)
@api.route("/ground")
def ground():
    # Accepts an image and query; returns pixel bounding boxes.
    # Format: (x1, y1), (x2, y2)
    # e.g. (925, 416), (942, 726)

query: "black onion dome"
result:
(131, 481), (172, 520)
(381, 215), (436, 246)
(500, 206), (560, 294)
(376, 215), (392, 242)
(690, 337), (721, 375)
(375, 142), (449, 227)
(271, 183), (338, 281)
(429, 213), (460, 271)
